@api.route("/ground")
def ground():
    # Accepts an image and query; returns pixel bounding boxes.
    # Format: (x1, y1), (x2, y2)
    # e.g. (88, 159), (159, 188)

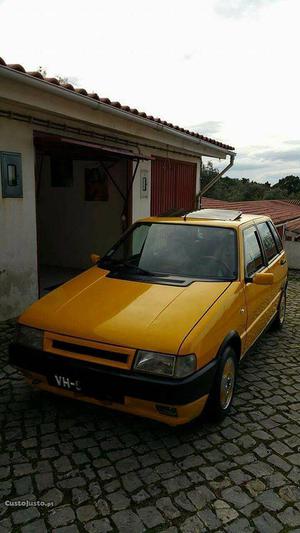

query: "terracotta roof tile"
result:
(44, 77), (60, 85)
(280, 199), (300, 206)
(27, 71), (44, 79)
(100, 97), (111, 104)
(75, 88), (88, 95)
(201, 197), (300, 225)
(7, 63), (26, 73)
(0, 56), (234, 151)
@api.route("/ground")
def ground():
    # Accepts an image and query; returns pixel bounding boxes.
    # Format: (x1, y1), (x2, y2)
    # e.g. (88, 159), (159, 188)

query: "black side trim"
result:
(9, 343), (217, 406)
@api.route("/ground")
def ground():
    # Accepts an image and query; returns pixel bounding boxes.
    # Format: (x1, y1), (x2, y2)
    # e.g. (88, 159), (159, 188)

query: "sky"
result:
(0, 0), (299, 183)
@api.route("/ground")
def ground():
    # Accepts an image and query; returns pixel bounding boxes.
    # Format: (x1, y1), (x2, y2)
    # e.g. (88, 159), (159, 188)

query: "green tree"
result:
(201, 161), (219, 190)
(273, 175), (300, 196)
(200, 162), (300, 201)
(263, 188), (288, 200)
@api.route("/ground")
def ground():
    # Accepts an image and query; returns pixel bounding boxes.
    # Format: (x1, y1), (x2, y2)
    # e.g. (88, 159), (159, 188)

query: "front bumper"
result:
(9, 343), (217, 423)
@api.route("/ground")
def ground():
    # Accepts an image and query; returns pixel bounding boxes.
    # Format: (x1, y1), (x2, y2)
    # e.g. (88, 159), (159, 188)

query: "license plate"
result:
(49, 374), (82, 392)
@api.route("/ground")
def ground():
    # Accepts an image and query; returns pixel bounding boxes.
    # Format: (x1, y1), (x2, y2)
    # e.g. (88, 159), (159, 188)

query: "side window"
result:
(257, 222), (278, 262)
(268, 221), (283, 252)
(243, 226), (264, 278)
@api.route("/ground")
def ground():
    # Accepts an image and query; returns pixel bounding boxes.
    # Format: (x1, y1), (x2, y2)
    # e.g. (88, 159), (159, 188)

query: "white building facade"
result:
(0, 60), (235, 320)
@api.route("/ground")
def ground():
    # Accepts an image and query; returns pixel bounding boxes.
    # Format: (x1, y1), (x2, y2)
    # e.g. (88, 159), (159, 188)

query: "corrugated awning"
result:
(33, 132), (153, 160)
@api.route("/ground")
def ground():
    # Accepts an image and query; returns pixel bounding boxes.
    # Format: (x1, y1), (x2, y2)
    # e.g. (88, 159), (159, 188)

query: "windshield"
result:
(100, 223), (238, 281)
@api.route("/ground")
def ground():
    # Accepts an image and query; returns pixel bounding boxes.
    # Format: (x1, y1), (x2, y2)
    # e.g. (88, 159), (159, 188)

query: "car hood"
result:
(20, 267), (231, 354)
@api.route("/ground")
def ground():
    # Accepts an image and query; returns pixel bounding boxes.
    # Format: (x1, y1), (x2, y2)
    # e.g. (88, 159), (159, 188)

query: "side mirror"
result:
(90, 253), (100, 265)
(252, 272), (274, 285)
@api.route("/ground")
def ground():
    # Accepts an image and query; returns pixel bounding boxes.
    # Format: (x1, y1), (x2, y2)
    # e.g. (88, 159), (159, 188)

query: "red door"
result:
(151, 157), (197, 216)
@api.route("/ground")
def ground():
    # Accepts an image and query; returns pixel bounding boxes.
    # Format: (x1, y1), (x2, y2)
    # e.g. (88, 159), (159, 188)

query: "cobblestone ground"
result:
(0, 272), (300, 533)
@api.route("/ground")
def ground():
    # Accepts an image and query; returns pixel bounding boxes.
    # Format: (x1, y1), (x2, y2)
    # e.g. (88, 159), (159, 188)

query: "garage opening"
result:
(34, 133), (143, 296)
(151, 157), (197, 216)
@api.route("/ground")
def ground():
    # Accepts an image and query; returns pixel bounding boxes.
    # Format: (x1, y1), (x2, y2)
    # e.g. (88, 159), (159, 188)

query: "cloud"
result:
(255, 168), (300, 182)
(234, 143), (300, 165)
(205, 139), (300, 182)
(255, 147), (300, 163)
(214, 0), (279, 18)
(229, 163), (300, 182)
(284, 140), (300, 146)
(182, 51), (196, 61)
(233, 160), (270, 171)
(226, 141), (300, 182)
(190, 121), (223, 136)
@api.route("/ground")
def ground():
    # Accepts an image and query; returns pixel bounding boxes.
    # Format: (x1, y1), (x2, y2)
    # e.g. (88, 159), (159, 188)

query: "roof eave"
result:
(0, 64), (235, 157)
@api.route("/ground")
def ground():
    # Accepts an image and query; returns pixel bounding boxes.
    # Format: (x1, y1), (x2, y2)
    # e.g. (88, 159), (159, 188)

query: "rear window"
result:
(257, 222), (278, 262)
(268, 221), (283, 252)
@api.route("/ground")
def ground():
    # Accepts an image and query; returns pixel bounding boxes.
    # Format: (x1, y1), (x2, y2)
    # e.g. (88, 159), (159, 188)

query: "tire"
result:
(204, 346), (238, 422)
(272, 290), (286, 330)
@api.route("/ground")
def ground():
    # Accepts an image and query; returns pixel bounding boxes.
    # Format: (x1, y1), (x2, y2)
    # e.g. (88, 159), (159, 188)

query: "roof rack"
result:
(183, 209), (243, 221)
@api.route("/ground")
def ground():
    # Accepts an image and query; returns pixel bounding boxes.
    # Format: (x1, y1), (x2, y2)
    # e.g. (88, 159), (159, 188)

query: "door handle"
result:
(280, 259), (287, 265)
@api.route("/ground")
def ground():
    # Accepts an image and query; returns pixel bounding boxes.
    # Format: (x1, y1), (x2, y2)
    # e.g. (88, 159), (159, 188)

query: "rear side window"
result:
(243, 226), (264, 278)
(268, 221), (283, 252)
(257, 222), (278, 262)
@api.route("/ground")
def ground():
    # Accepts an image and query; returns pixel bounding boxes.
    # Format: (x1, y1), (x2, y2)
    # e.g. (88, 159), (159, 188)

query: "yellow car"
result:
(9, 209), (288, 426)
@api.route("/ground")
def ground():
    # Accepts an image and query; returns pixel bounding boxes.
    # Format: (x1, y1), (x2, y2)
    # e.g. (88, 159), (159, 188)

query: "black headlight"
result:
(16, 325), (44, 350)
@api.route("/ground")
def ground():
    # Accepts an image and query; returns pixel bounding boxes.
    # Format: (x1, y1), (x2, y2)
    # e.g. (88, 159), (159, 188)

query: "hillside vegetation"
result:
(202, 161), (300, 201)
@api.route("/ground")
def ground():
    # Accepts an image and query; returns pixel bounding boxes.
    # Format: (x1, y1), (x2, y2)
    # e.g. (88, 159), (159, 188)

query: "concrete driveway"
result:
(0, 271), (299, 532)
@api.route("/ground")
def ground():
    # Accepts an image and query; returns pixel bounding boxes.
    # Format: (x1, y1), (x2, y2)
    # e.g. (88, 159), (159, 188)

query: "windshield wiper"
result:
(117, 261), (156, 276)
(101, 258), (171, 278)
(101, 258), (156, 276)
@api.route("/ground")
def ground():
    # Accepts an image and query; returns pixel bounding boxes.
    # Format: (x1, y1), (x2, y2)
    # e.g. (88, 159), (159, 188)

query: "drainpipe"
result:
(197, 153), (236, 209)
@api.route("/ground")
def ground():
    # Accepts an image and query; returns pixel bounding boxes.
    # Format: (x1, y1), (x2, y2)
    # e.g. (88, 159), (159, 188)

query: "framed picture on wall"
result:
(85, 167), (109, 201)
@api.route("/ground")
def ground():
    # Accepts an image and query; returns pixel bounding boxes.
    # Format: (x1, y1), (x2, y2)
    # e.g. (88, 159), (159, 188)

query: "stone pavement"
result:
(0, 271), (299, 533)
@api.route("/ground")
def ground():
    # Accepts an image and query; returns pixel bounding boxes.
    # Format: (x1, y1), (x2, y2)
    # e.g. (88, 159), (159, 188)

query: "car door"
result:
(256, 220), (287, 318)
(243, 224), (272, 351)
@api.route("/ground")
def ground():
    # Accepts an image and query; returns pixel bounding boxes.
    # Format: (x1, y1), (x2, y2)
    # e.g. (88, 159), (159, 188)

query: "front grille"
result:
(52, 340), (128, 363)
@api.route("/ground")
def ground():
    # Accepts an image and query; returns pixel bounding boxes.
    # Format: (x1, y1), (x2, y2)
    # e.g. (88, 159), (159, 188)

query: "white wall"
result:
(0, 100), (213, 321)
(132, 159), (151, 222)
(37, 157), (127, 269)
(0, 118), (38, 320)
(285, 240), (300, 270)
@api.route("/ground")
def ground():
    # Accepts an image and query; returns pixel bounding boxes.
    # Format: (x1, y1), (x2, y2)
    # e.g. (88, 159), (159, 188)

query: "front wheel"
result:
(204, 346), (238, 422)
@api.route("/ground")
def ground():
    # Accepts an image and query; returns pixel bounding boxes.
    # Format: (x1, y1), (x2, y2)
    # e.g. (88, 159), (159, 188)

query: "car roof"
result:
(141, 209), (270, 227)
(140, 210), (269, 228)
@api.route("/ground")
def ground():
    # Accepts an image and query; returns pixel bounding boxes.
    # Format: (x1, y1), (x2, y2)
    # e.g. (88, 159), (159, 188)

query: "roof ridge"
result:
(0, 57), (235, 151)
